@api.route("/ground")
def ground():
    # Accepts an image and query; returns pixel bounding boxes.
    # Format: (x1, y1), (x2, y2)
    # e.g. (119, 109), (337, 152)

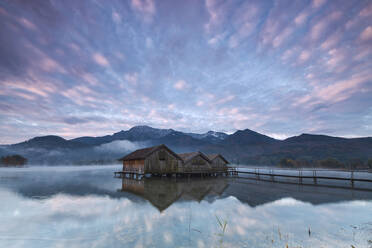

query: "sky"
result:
(0, 0), (371, 144)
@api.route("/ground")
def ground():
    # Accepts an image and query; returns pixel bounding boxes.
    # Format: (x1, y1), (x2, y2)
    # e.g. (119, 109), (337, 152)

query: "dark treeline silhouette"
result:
(0, 155), (27, 167)
(279, 157), (372, 170)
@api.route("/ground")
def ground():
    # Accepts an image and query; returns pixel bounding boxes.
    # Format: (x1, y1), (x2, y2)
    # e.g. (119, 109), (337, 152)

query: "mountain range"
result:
(1, 125), (371, 166)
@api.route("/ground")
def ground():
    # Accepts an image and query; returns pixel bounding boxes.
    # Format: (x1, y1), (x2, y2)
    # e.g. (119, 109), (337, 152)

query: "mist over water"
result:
(0, 166), (371, 248)
(0, 139), (149, 165)
(94, 140), (144, 153)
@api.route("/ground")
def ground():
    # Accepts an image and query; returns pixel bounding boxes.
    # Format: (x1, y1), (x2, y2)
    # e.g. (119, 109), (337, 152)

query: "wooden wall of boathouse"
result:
(123, 159), (145, 172)
(210, 156), (228, 171)
(144, 148), (182, 173)
(183, 154), (211, 172)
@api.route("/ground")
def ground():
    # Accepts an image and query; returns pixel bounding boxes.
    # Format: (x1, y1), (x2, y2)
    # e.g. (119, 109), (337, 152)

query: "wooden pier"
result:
(114, 167), (238, 179)
(237, 167), (372, 191)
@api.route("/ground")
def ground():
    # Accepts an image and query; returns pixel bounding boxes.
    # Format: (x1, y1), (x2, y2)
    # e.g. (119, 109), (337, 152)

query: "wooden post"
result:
(351, 170), (354, 188)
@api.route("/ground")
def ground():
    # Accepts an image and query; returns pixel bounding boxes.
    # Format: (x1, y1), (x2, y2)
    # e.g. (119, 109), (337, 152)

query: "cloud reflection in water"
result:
(0, 189), (371, 247)
(0, 166), (371, 248)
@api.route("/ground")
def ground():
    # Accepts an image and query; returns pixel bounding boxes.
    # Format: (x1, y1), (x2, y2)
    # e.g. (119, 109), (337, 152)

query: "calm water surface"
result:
(0, 165), (371, 248)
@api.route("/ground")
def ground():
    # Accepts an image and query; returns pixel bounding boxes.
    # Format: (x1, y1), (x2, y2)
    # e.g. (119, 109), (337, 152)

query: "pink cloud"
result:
(205, 0), (258, 47)
(131, 0), (156, 23)
(204, 0), (224, 33)
(281, 47), (297, 61)
(208, 32), (226, 45)
(359, 26), (372, 41)
(68, 43), (81, 52)
(316, 73), (370, 103)
(345, 19), (358, 30)
(39, 57), (66, 74)
(61, 85), (99, 107)
(13, 91), (37, 101)
(80, 73), (99, 86)
(326, 48), (345, 70)
(312, 0), (326, 8)
(3, 80), (55, 98)
(216, 94), (235, 105)
(237, 21), (255, 36)
(259, 2), (310, 49)
(345, 5), (371, 30)
(93, 53), (110, 67)
(0, 7), (8, 16)
(298, 50), (311, 63)
(320, 31), (341, 50)
(306, 73), (315, 80)
(167, 104), (175, 110)
(359, 4), (372, 17)
(228, 35), (239, 48)
(18, 17), (37, 30)
(295, 71), (370, 107)
(310, 11), (342, 41)
(310, 20), (327, 41)
(353, 48), (371, 61)
(124, 72), (138, 85)
(24, 42), (67, 74)
(260, 18), (280, 46)
(272, 27), (294, 48)
(0, 87), (36, 101)
(173, 80), (188, 90)
(230, 108), (239, 115)
(229, 22), (256, 48)
(112, 11), (122, 23)
(294, 11), (309, 26)
(231, 2), (260, 34)
(196, 100), (204, 107)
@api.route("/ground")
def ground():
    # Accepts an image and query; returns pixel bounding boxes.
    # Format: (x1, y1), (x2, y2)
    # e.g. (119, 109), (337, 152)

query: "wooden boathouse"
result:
(178, 151), (212, 172)
(118, 144), (183, 175)
(115, 144), (235, 178)
(207, 154), (229, 170)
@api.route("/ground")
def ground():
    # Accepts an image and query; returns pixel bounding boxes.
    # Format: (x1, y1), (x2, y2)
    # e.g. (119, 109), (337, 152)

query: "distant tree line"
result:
(279, 157), (372, 170)
(0, 155), (27, 167)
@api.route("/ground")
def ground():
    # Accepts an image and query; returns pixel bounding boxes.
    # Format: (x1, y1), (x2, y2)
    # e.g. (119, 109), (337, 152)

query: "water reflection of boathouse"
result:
(119, 177), (229, 211)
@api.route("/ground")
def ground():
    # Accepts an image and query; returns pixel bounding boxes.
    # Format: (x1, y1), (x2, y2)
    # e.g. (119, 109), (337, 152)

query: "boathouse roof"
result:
(206, 154), (229, 164)
(178, 151), (211, 163)
(119, 144), (182, 161)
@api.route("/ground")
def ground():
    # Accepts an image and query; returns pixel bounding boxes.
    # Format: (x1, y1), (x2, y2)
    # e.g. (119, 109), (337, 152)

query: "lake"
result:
(0, 165), (371, 248)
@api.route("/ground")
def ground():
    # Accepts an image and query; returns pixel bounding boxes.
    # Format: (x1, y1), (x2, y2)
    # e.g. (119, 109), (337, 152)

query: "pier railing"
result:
(236, 167), (372, 190)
